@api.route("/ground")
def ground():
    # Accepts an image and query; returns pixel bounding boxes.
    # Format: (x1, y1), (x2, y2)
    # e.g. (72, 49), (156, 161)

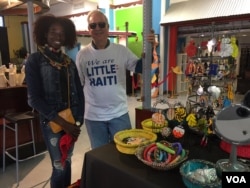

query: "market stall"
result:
(80, 130), (228, 188)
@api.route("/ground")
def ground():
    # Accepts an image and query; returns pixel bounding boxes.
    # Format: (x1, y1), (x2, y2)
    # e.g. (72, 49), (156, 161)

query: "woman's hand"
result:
(64, 122), (81, 140)
(52, 115), (81, 140)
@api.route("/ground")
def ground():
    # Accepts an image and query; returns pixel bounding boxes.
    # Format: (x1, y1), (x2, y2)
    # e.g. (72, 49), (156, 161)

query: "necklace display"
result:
(38, 46), (71, 70)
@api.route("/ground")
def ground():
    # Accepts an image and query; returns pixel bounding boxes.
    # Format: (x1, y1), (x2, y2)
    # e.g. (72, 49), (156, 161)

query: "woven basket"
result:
(180, 159), (221, 188)
(114, 129), (157, 154)
(141, 118), (168, 133)
(135, 142), (189, 170)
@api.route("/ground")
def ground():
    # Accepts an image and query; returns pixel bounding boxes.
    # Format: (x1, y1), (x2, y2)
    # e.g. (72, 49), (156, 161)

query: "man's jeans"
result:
(85, 112), (132, 149)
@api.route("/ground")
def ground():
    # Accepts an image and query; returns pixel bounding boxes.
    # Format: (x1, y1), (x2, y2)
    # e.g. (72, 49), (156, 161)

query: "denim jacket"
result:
(25, 51), (84, 125)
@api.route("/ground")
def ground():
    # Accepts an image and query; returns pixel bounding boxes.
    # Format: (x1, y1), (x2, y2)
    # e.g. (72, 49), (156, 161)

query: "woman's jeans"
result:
(41, 122), (74, 188)
(85, 112), (132, 149)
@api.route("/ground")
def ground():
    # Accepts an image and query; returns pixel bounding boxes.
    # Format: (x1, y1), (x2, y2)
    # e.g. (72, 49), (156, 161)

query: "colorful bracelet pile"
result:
(141, 141), (186, 166)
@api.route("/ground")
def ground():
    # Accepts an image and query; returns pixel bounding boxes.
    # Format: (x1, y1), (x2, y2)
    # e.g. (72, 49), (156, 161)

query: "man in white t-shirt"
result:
(76, 10), (155, 149)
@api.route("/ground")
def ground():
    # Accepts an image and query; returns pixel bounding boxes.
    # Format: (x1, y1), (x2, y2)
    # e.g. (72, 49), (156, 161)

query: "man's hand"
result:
(146, 29), (156, 44)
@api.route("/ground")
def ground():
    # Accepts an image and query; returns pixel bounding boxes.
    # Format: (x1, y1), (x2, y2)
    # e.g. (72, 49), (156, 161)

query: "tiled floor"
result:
(0, 91), (245, 188)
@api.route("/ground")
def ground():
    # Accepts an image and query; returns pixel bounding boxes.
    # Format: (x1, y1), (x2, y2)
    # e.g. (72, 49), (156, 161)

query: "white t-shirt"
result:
(76, 42), (139, 121)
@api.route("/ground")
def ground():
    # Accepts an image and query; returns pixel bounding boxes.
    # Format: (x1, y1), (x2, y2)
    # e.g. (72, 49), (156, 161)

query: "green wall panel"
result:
(115, 6), (143, 57)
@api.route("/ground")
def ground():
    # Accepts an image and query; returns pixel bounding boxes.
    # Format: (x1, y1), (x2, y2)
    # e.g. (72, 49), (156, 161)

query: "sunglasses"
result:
(89, 22), (106, 29)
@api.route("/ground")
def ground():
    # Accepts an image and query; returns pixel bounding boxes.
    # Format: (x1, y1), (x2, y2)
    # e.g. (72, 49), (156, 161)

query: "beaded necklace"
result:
(38, 46), (71, 70)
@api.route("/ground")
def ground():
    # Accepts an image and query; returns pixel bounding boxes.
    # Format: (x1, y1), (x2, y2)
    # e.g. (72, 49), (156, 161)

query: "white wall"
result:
(47, 1), (97, 17)
(170, 0), (188, 5)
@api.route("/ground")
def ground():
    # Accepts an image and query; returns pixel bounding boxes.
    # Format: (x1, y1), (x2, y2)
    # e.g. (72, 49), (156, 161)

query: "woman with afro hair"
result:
(25, 14), (84, 188)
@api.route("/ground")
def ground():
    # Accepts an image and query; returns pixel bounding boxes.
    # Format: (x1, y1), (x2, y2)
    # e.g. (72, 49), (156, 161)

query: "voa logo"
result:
(226, 176), (246, 184)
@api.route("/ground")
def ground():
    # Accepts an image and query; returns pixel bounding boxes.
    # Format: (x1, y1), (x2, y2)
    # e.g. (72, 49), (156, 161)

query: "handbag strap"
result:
(66, 66), (70, 108)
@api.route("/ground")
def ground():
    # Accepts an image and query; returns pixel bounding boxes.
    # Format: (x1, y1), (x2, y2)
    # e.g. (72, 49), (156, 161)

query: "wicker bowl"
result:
(141, 118), (168, 133)
(180, 159), (221, 188)
(114, 129), (157, 154)
(135, 141), (189, 170)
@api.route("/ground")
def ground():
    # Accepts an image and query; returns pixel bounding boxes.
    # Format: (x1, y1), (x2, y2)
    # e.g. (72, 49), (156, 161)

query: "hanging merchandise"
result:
(208, 63), (218, 76)
(185, 40), (197, 57)
(207, 85), (221, 99)
(185, 59), (196, 76)
(223, 97), (231, 108)
(230, 36), (239, 58)
(151, 41), (160, 98)
(200, 40), (208, 50)
(219, 37), (233, 57)
(196, 85), (204, 95)
(206, 105), (215, 120)
(215, 39), (221, 52)
(217, 70), (224, 80)
(196, 63), (204, 75)
(227, 83), (234, 101)
(199, 96), (208, 107)
(207, 38), (217, 53)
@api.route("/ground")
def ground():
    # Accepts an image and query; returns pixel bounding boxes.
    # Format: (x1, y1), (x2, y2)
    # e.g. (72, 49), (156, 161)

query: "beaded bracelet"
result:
(152, 148), (172, 164)
(156, 142), (176, 155)
(164, 151), (172, 164)
(146, 145), (157, 162)
(169, 154), (181, 165)
(172, 142), (183, 155)
(153, 148), (164, 162)
(143, 143), (156, 160)
(180, 149), (186, 159)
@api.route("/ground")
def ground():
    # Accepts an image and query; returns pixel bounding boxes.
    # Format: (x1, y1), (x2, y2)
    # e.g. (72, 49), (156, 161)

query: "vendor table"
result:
(80, 131), (230, 188)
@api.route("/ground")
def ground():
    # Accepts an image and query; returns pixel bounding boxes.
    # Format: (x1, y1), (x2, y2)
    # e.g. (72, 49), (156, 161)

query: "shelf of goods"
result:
(185, 55), (236, 115)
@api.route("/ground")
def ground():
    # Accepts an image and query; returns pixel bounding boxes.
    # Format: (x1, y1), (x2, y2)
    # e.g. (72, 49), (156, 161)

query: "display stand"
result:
(184, 22), (236, 113)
